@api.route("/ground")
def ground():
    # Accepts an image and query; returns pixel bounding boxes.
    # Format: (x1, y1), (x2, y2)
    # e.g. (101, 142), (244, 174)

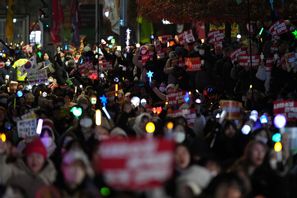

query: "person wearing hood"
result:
(0, 57), (17, 85)
(0, 138), (57, 197)
(132, 113), (152, 137)
(56, 148), (99, 198)
(39, 119), (58, 159)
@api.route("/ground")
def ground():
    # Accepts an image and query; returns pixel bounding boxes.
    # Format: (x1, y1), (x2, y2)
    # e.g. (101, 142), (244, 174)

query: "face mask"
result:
(199, 49), (205, 56)
(194, 46), (199, 52)
(270, 158), (277, 170)
(80, 117), (93, 128)
(63, 165), (86, 186)
(5, 61), (11, 67)
(81, 104), (88, 110)
(174, 132), (186, 143)
(41, 137), (53, 148)
(159, 86), (166, 93)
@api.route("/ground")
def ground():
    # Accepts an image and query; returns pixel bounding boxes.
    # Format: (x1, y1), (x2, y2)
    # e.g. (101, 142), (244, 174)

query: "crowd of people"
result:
(0, 23), (297, 198)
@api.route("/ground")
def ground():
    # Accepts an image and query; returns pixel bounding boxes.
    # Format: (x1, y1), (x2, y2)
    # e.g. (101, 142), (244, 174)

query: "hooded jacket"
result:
(0, 155), (56, 197)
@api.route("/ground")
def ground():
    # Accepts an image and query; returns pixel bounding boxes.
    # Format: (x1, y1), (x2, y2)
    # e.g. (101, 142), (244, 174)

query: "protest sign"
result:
(178, 30), (195, 45)
(219, 100), (242, 120)
(238, 54), (260, 68)
(167, 109), (196, 127)
(230, 48), (242, 63)
(17, 118), (37, 138)
(166, 91), (186, 105)
(27, 69), (48, 85)
(269, 20), (288, 37)
(273, 100), (297, 121)
(208, 30), (224, 45)
(185, 57), (202, 71)
(98, 138), (174, 190)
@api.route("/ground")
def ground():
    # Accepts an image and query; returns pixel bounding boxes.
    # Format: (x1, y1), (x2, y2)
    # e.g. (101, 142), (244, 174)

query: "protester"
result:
(0, 20), (296, 198)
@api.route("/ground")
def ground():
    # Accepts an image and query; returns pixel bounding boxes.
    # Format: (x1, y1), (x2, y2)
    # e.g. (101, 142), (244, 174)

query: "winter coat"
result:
(0, 154), (56, 197)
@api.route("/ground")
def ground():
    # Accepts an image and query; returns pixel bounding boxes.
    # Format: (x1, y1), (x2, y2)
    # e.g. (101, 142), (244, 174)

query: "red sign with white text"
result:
(167, 109), (197, 127)
(98, 138), (174, 190)
(273, 100), (297, 121)
(166, 91), (186, 105)
(185, 57), (202, 71)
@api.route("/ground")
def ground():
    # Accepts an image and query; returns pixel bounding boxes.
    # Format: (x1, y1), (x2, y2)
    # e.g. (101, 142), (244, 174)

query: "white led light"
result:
(241, 124), (251, 135)
(274, 114), (286, 129)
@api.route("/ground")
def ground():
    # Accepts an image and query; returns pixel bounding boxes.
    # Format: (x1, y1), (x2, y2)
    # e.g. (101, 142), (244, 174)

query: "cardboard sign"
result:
(185, 57), (202, 71)
(273, 100), (297, 121)
(167, 109), (196, 127)
(269, 20), (288, 37)
(219, 100), (242, 120)
(166, 91), (186, 105)
(17, 119), (37, 138)
(98, 138), (174, 190)
(27, 69), (48, 85)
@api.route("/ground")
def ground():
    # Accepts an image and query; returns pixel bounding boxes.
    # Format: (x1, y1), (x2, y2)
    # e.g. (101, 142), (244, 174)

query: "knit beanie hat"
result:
(24, 138), (47, 159)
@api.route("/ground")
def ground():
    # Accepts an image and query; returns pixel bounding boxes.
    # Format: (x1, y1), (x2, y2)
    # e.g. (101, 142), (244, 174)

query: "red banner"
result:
(273, 100), (297, 121)
(219, 100), (242, 120)
(185, 57), (202, 71)
(98, 138), (174, 190)
(50, 0), (64, 43)
(167, 109), (196, 127)
(195, 21), (206, 39)
(166, 91), (186, 105)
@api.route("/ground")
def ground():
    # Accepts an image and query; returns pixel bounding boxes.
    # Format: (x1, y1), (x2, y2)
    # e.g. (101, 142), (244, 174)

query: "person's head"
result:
(24, 138), (47, 174)
(43, 53), (49, 61)
(175, 144), (191, 170)
(252, 128), (271, 145)
(204, 173), (246, 198)
(110, 127), (128, 139)
(77, 95), (90, 111)
(93, 125), (110, 141)
(40, 120), (56, 155)
(62, 149), (93, 188)
(223, 121), (237, 138)
(24, 92), (34, 105)
(166, 84), (176, 93)
(173, 124), (186, 143)
(244, 140), (267, 167)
